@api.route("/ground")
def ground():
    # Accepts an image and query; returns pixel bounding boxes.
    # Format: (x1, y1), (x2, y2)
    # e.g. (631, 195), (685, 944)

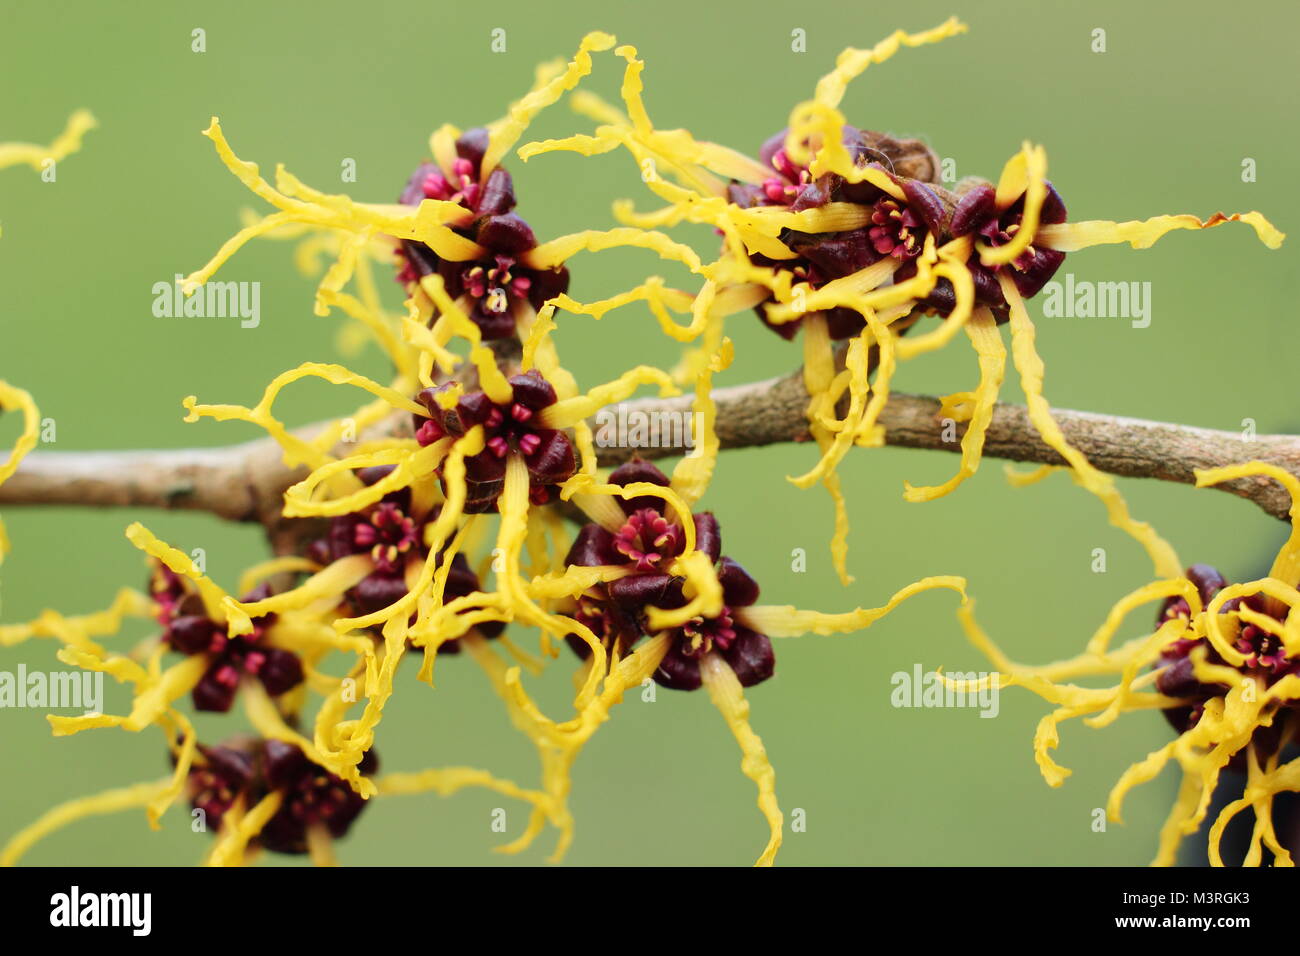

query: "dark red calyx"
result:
(413, 369), (575, 513)
(150, 563), (304, 713)
(186, 743), (255, 832)
(940, 180), (1070, 311)
(185, 738), (378, 855)
(1152, 564), (1300, 753)
(558, 461), (774, 692)
(393, 129), (568, 339)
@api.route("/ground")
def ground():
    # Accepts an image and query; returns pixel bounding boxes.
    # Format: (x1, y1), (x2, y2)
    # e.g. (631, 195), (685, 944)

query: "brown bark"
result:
(2, 360), (1295, 525)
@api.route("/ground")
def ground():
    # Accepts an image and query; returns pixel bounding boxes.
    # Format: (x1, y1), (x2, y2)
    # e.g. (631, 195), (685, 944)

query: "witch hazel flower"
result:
(184, 737), (379, 865)
(563, 459), (774, 690)
(725, 125), (947, 341)
(415, 368), (579, 512)
(0, 543), (534, 866)
(1150, 564), (1298, 743)
(547, 456), (965, 864)
(394, 127), (571, 340)
(954, 462), (1300, 866)
(150, 563), (304, 713)
(178, 32), (617, 352)
(530, 19), (1284, 591)
(303, 466), (505, 648)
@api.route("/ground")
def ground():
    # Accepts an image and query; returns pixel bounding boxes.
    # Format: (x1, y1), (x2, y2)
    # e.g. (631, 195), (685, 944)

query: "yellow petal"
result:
(1001, 276), (1181, 580)
(481, 31), (616, 177)
(1037, 210), (1284, 252)
(0, 109), (96, 172)
(903, 307), (1004, 501)
(812, 18), (968, 108)
(1, 778), (168, 866)
(699, 653), (782, 866)
(738, 575), (967, 636)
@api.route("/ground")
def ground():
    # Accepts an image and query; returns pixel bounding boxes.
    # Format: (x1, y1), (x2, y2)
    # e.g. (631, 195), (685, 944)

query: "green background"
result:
(1, 0), (1296, 866)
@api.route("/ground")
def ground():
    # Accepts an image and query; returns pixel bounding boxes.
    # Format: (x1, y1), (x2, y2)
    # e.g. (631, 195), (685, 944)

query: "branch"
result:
(3, 362), (1297, 526)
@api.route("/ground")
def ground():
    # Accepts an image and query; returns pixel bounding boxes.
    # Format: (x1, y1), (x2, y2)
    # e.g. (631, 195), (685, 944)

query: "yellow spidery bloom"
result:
(5, 34), (978, 868)
(171, 260), (969, 864)
(179, 32), (706, 376)
(0, 549), (549, 866)
(157, 250), (688, 856)
(552, 445), (968, 864)
(949, 461), (1300, 866)
(521, 20), (1283, 587)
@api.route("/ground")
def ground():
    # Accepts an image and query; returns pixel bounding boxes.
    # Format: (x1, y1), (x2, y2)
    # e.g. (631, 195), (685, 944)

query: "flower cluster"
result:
(393, 127), (570, 340)
(522, 17), (1280, 585)
(151, 564), (304, 713)
(561, 459), (774, 691)
(0, 22), (1286, 869)
(186, 737), (378, 864)
(949, 462), (1300, 867)
(413, 368), (578, 510)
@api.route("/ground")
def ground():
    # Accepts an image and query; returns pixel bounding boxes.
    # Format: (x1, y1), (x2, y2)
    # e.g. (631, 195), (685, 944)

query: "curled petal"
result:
(1, 778), (169, 867)
(738, 575), (967, 637)
(699, 653), (782, 866)
(1037, 210), (1284, 252)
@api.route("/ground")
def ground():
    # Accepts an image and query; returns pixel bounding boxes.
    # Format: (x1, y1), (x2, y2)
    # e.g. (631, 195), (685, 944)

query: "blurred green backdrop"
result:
(1, 0), (1296, 866)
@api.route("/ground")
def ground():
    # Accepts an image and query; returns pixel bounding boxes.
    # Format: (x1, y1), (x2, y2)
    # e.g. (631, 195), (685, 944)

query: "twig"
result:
(2, 363), (1296, 525)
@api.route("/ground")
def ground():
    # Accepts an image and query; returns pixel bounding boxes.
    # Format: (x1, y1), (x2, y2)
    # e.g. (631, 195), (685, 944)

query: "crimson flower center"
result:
(979, 213), (1037, 271)
(869, 197), (924, 259)
(1236, 625), (1292, 672)
(352, 502), (418, 571)
(464, 255), (533, 313)
(420, 156), (480, 208)
(679, 606), (737, 657)
(613, 508), (681, 572)
(206, 626), (271, 687)
(760, 148), (810, 204)
(485, 402), (544, 458)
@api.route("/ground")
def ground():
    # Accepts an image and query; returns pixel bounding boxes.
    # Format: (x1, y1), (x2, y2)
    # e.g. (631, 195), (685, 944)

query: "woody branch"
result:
(2, 360), (1296, 526)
